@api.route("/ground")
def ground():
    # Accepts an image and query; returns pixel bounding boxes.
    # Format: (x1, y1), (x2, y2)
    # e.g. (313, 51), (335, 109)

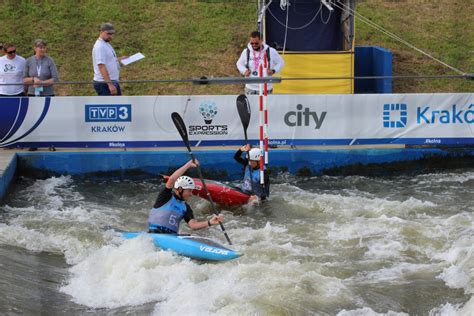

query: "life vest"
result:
(246, 47), (271, 71)
(148, 194), (187, 233)
(242, 167), (261, 193)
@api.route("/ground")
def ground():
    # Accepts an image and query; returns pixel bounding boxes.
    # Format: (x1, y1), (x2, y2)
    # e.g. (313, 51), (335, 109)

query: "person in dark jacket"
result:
(234, 144), (270, 201)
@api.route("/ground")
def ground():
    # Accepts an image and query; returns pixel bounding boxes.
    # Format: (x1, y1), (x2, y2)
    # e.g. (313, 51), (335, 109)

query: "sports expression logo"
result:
(199, 101), (218, 124)
(383, 103), (407, 128)
(190, 100), (228, 136)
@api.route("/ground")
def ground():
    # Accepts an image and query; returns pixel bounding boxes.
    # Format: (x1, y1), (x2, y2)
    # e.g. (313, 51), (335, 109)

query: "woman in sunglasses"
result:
(23, 39), (59, 96)
(0, 43), (26, 96)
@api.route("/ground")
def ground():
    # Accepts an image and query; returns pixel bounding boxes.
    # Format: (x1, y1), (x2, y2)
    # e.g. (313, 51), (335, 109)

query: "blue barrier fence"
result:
(355, 46), (393, 94)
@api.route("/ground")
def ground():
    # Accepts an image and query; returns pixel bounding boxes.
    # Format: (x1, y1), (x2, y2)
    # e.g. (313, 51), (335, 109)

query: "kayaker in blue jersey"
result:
(234, 144), (270, 201)
(148, 159), (224, 234)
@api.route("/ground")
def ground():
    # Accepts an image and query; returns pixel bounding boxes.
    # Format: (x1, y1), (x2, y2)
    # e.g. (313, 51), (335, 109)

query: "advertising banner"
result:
(0, 93), (472, 148)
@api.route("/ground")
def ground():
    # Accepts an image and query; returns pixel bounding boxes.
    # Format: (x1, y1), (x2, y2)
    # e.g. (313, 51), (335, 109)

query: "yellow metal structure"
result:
(274, 51), (355, 94)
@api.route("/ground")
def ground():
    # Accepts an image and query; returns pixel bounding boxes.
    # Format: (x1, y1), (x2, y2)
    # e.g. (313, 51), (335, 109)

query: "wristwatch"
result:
(207, 219), (211, 227)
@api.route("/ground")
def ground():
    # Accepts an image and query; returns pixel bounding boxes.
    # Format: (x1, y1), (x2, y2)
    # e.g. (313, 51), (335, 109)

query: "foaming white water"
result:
(231, 222), (316, 260)
(273, 183), (436, 218)
(326, 211), (473, 294)
(436, 233), (473, 294)
(1, 176), (121, 264)
(429, 296), (474, 316)
(0, 223), (72, 253)
(337, 307), (408, 316)
(61, 236), (186, 308)
(28, 175), (73, 194)
(348, 262), (436, 284)
(18, 175), (82, 209)
(364, 239), (405, 259)
(2, 170), (472, 314)
(60, 224), (352, 314)
(414, 171), (474, 184)
(327, 215), (405, 242)
(0, 222), (112, 265)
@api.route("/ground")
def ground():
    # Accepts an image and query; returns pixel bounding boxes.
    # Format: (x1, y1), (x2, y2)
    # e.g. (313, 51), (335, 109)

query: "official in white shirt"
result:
(236, 31), (284, 95)
(92, 23), (127, 96)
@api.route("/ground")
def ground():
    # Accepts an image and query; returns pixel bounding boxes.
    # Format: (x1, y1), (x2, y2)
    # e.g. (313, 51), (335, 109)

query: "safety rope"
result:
(282, 1), (289, 55)
(332, 0), (467, 76)
(320, 1), (333, 25)
(267, 2), (322, 31)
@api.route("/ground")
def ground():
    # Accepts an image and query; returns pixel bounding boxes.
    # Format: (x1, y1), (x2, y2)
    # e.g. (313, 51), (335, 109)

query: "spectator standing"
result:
(23, 39), (59, 96)
(236, 31), (284, 95)
(0, 43), (26, 96)
(92, 23), (127, 96)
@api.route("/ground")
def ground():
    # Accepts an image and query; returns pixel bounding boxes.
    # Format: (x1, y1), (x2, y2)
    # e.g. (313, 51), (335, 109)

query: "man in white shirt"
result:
(236, 31), (284, 95)
(0, 43), (26, 96)
(92, 23), (127, 96)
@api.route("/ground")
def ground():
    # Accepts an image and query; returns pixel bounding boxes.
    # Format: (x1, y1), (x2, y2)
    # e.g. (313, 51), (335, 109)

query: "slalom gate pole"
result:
(258, 63), (265, 185)
(263, 51), (269, 166)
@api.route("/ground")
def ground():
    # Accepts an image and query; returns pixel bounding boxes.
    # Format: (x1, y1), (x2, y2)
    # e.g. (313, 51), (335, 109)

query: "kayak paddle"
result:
(236, 94), (251, 141)
(236, 94), (254, 176)
(171, 112), (232, 245)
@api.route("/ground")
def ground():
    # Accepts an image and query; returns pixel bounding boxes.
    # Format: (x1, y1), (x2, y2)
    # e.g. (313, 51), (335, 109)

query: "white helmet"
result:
(174, 176), (197, 190)
(249, 148), (262, 161)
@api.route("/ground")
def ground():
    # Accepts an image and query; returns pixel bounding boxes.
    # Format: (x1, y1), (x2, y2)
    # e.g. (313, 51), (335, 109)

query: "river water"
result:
(0, 169), (472, 315)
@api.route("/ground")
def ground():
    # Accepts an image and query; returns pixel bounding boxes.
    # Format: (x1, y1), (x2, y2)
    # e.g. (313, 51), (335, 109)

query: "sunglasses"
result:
(107, 32), (115, 35)
(6, 50), (16, 54)
(250, 42), (260, 46)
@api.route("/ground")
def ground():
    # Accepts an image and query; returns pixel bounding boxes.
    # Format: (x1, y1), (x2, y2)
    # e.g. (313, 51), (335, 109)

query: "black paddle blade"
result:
(236, 94), (251, 133)
(171, 113), (232, 245)
(171, 112), (191, 151)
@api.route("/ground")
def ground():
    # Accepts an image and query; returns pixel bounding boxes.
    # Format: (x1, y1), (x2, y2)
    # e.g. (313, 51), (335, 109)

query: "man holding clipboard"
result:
(92, 23), (144, 96)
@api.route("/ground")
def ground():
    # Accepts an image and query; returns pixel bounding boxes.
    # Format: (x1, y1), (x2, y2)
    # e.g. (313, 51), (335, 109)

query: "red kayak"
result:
(162, 176), (251, 207)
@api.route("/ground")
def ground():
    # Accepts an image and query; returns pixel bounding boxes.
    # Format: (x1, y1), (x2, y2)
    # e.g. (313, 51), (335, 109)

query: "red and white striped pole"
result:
(263, 52), (269, 166)
(258, 63), (265, 185)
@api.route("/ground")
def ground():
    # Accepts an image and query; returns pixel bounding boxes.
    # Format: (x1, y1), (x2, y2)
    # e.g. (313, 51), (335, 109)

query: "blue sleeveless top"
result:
(242, 167), (261, 193)
(148, 194), (187, 233)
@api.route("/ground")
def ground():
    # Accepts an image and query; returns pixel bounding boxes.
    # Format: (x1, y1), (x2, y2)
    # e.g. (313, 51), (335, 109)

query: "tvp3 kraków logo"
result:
(0, 97), (51, 147)
(383, 103), (407, 128)
(85, 104), (131, 133)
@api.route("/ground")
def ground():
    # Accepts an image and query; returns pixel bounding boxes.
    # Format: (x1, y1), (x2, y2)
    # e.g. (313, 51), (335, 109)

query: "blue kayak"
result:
(122, 232), (242, 261)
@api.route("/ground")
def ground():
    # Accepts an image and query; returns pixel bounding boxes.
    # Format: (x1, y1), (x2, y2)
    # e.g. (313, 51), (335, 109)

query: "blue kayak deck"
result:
(122, 232), (242, 261)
